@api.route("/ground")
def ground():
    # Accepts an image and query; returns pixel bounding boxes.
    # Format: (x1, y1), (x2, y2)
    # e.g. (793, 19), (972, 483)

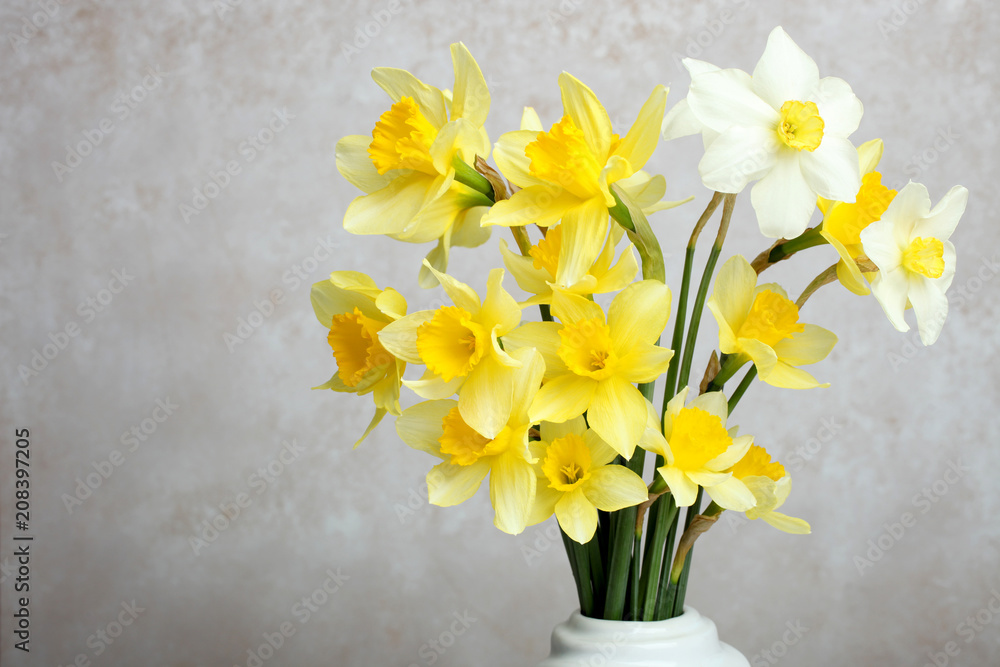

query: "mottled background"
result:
(2, 1), (998, 665)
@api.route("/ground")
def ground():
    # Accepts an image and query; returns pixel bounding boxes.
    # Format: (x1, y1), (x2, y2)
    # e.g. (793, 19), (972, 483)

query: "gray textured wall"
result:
(2, 1), (998, 665)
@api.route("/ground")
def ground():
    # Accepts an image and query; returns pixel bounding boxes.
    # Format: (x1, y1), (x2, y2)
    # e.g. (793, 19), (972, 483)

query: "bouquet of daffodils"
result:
(312, 28), (968, 621)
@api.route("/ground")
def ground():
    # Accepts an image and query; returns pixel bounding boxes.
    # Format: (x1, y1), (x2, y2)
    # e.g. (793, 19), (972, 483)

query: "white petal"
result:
(688, 68), (779, 134)
(907, 274), (949, 346)
(810, 77), (863, 136)
(698, 126), (780, 194)
(799, 136), (861, 202)
(751, 27), (820, 109)
(869, 267), (910, 333)
(750, 154), (816, 238)
(661, 98), (702, 141)
(914, 185), (969, 241)
(881, 181), (932, 242)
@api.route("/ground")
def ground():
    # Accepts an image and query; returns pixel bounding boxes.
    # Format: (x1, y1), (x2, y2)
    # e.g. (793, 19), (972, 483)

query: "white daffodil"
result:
(663, 26), (863, 239)
(859, 182), (968, 345)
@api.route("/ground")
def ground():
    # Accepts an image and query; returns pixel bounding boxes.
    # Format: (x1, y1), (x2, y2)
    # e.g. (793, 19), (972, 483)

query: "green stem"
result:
(705, 353), (747, 394)
(604, 453), (643, 620)
(588, 529), (607, 615)
(653, 509), (681, 619)
(451, 155), (495, 202)
(766, 224), (826, 265)
(727, 366), (757, 415)
(670, 487), (704, 617)
(662, 193), (724, 410)
(561, 529), (591, 616)
(639, 494), (679, 620)
(677, 194), (736, 392)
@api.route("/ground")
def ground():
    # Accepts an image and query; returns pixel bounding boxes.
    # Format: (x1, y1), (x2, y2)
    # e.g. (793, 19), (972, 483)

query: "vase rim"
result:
(562, 606), (715, 638)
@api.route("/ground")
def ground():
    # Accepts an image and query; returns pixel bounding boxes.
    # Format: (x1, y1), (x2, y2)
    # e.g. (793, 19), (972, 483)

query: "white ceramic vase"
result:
(535, 607), (749, 667)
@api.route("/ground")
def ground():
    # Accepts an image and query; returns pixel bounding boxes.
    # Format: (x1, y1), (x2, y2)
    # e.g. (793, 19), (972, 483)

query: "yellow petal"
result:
(501, 321), (567, 378)
(375, 288), (407, 320)
(430, 117), (491, 175)
(353, 407), (389, 448)
(613, 84), (668, 170)
(378, 311), (434, 364)
(450, 206), (491, 248)
(371, 67), (448, 128)
(396, 400), (455, 457)
(311, 279), (373, 327)
(540, 416), (588, 443)
(403, 370), (464, 400)
(705, 434), (753, 470)
(772, 325), (837, 366)
(555, 486), (599, 544)
(551, 289), (604, 325)
(659, 466), (698, 507)
(418, 235), (450, 289)
(490, 450), (536, 535)
(740, 338), (778, 381)
(598, 155), (634, 207)
(687, 390), (729, 425)
(558, 72), (613, 160)
(556, 198), (610, 286)
(530, 374), (598, 424)
(428, 459), (490, 506)
(494, 130), (546, 189)
(608, 280), (672, 353)
(482, 184), (582, 228)
(584, 429), (620, 467)
(615, 343), (674, 384)
(822, 229), (870, 295)
(343, 172), (439, 237)
(704, 477), (756, 512)
(499, 239), (552, 297)
(587, 376), (647, 459)
(336, 135), (393, 194)
(761, 511), (812, 534)
(584, 466), (649, 512)
(593, 244), (639, 294)
(449, 42), (490, 126)
(521, 106), (543, 132)
(421, 261), (482, 313)
(479, 268), (521, 335)
(760, 361), (827, 390)
(528, 482), (561, 526)
(508, 347), (545, 426)
(857, 138), (884, 177)
(708, 256), (756, 338)
(458, 353), (515, 439)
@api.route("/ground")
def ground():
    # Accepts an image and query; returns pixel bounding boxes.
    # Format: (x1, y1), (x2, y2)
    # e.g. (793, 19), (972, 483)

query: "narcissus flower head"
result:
(859, 182), (968, 345)
(526, 417), (649, 544)
(663, 26), (864, 239)
(483, 76), (669, 286)
(336, 43), (494, 287)
(729, 444), (810, 534)
(311, 272), (408, 446)
(643, 388), (755, 511)
(707, 255), (837, 389)
(378, 264), (523, 439)
(395, 348), (544, 535)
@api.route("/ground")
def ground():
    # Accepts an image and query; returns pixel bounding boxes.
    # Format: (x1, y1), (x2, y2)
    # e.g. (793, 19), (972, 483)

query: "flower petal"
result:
(499, 239), (551, 297)
(859, 218), (902, 272)
(502, 321), (567, 377)
(616, 343), (674, 384)
(459, 353), (515, 439)
(751, 27), (820, 109)
(336, 135), (394, 194)
(528, 482), (561, 526)
(907, 273), (949, 346)
(707, 255), (756, 346)
(761, 511), (812, 534)
(659, 466), (698, 507)
(688, 67), (779, 134)
(750, 153), (817, 238)
(375, 288), (408, 320)
(404, 370), (465, 400)
(371, 67), (448, 128)
(881, 181), (932, 241)
(608, 280), (672, 353)
(799, 136), (861, 202)
(343, 173), (439, 237)
(509, 348), (546, 425)
(584, 466), (649, 512)
(421, 261), (481, 313)
(706, 434), (752, 470)
(479, 268), (521, 335)
(396, 400), (455, 457)
(773, 325), (837, 366)
(761, 361), (827, 389)
(449, 42), (490, 126)
(540, 416), (588, 443)
(490, 450), (536, 535)
(556, 198), (611, 287)
(614, 84), (668, 170)
(705, 476), (756, 512)
(482, 184), (581, 228)
(558, 72), (613, 159)
(811, 76), (863, 137)
(378, 310), (434, 363)
(555, 487), (599, 544)
(552, 289), (605, 325)
(530, 374), (598, 424)
(688, 390), (729, 424)
(869, 267), (910, 333)
(587, 377), (647, 459)
(584, 429), (620, 467)
(739, 338), (778, 380)
(698, 125), (780, 193)
(914, 185), (968, 241)
(494, 130), (545, 188)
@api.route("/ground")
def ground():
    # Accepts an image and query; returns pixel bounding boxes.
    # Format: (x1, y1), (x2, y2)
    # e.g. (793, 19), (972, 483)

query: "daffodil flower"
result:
(311, 272), (408, 446)
(663, 26), (863, 239)
(511, 280), (673, 458)
(378, 263), (522, 439)
(526, 417), (649, 544)
(642, 388), (755, 511)
(394, 348), (544, 535)
(859, 181), (968, 345)
(707, 255), (837, 389)
(728, 444), (810, 534)
(336, 43), (494, 287)
(483, 75), (668, 286)
(498, 223), (638, 306)
(818, 139), (896, 296)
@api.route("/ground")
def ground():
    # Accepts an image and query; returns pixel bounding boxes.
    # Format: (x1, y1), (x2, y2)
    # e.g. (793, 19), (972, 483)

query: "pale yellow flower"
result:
(729, 444), (810, 534)
(311, 272), (407, 446)
(707, 255), (837, 389)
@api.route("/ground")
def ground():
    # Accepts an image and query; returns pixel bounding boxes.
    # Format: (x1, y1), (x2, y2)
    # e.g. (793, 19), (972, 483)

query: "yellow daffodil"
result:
(378, 263), (523, 439)
(511, 280), (673, 458)
(707, 255), (837, 389)
(482, 75), (668, 287)
(526, 416), (649, 544)
(395, 348), (544, 535)
(311, 272), (407, 447)
(860, 182), (968, 345)
(643, 388), (755, 511)
(818, 139), (897, 295)
(729, 444), (810, 534)
(498, 223), (638, 306)
(336, 43), (494, 287)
